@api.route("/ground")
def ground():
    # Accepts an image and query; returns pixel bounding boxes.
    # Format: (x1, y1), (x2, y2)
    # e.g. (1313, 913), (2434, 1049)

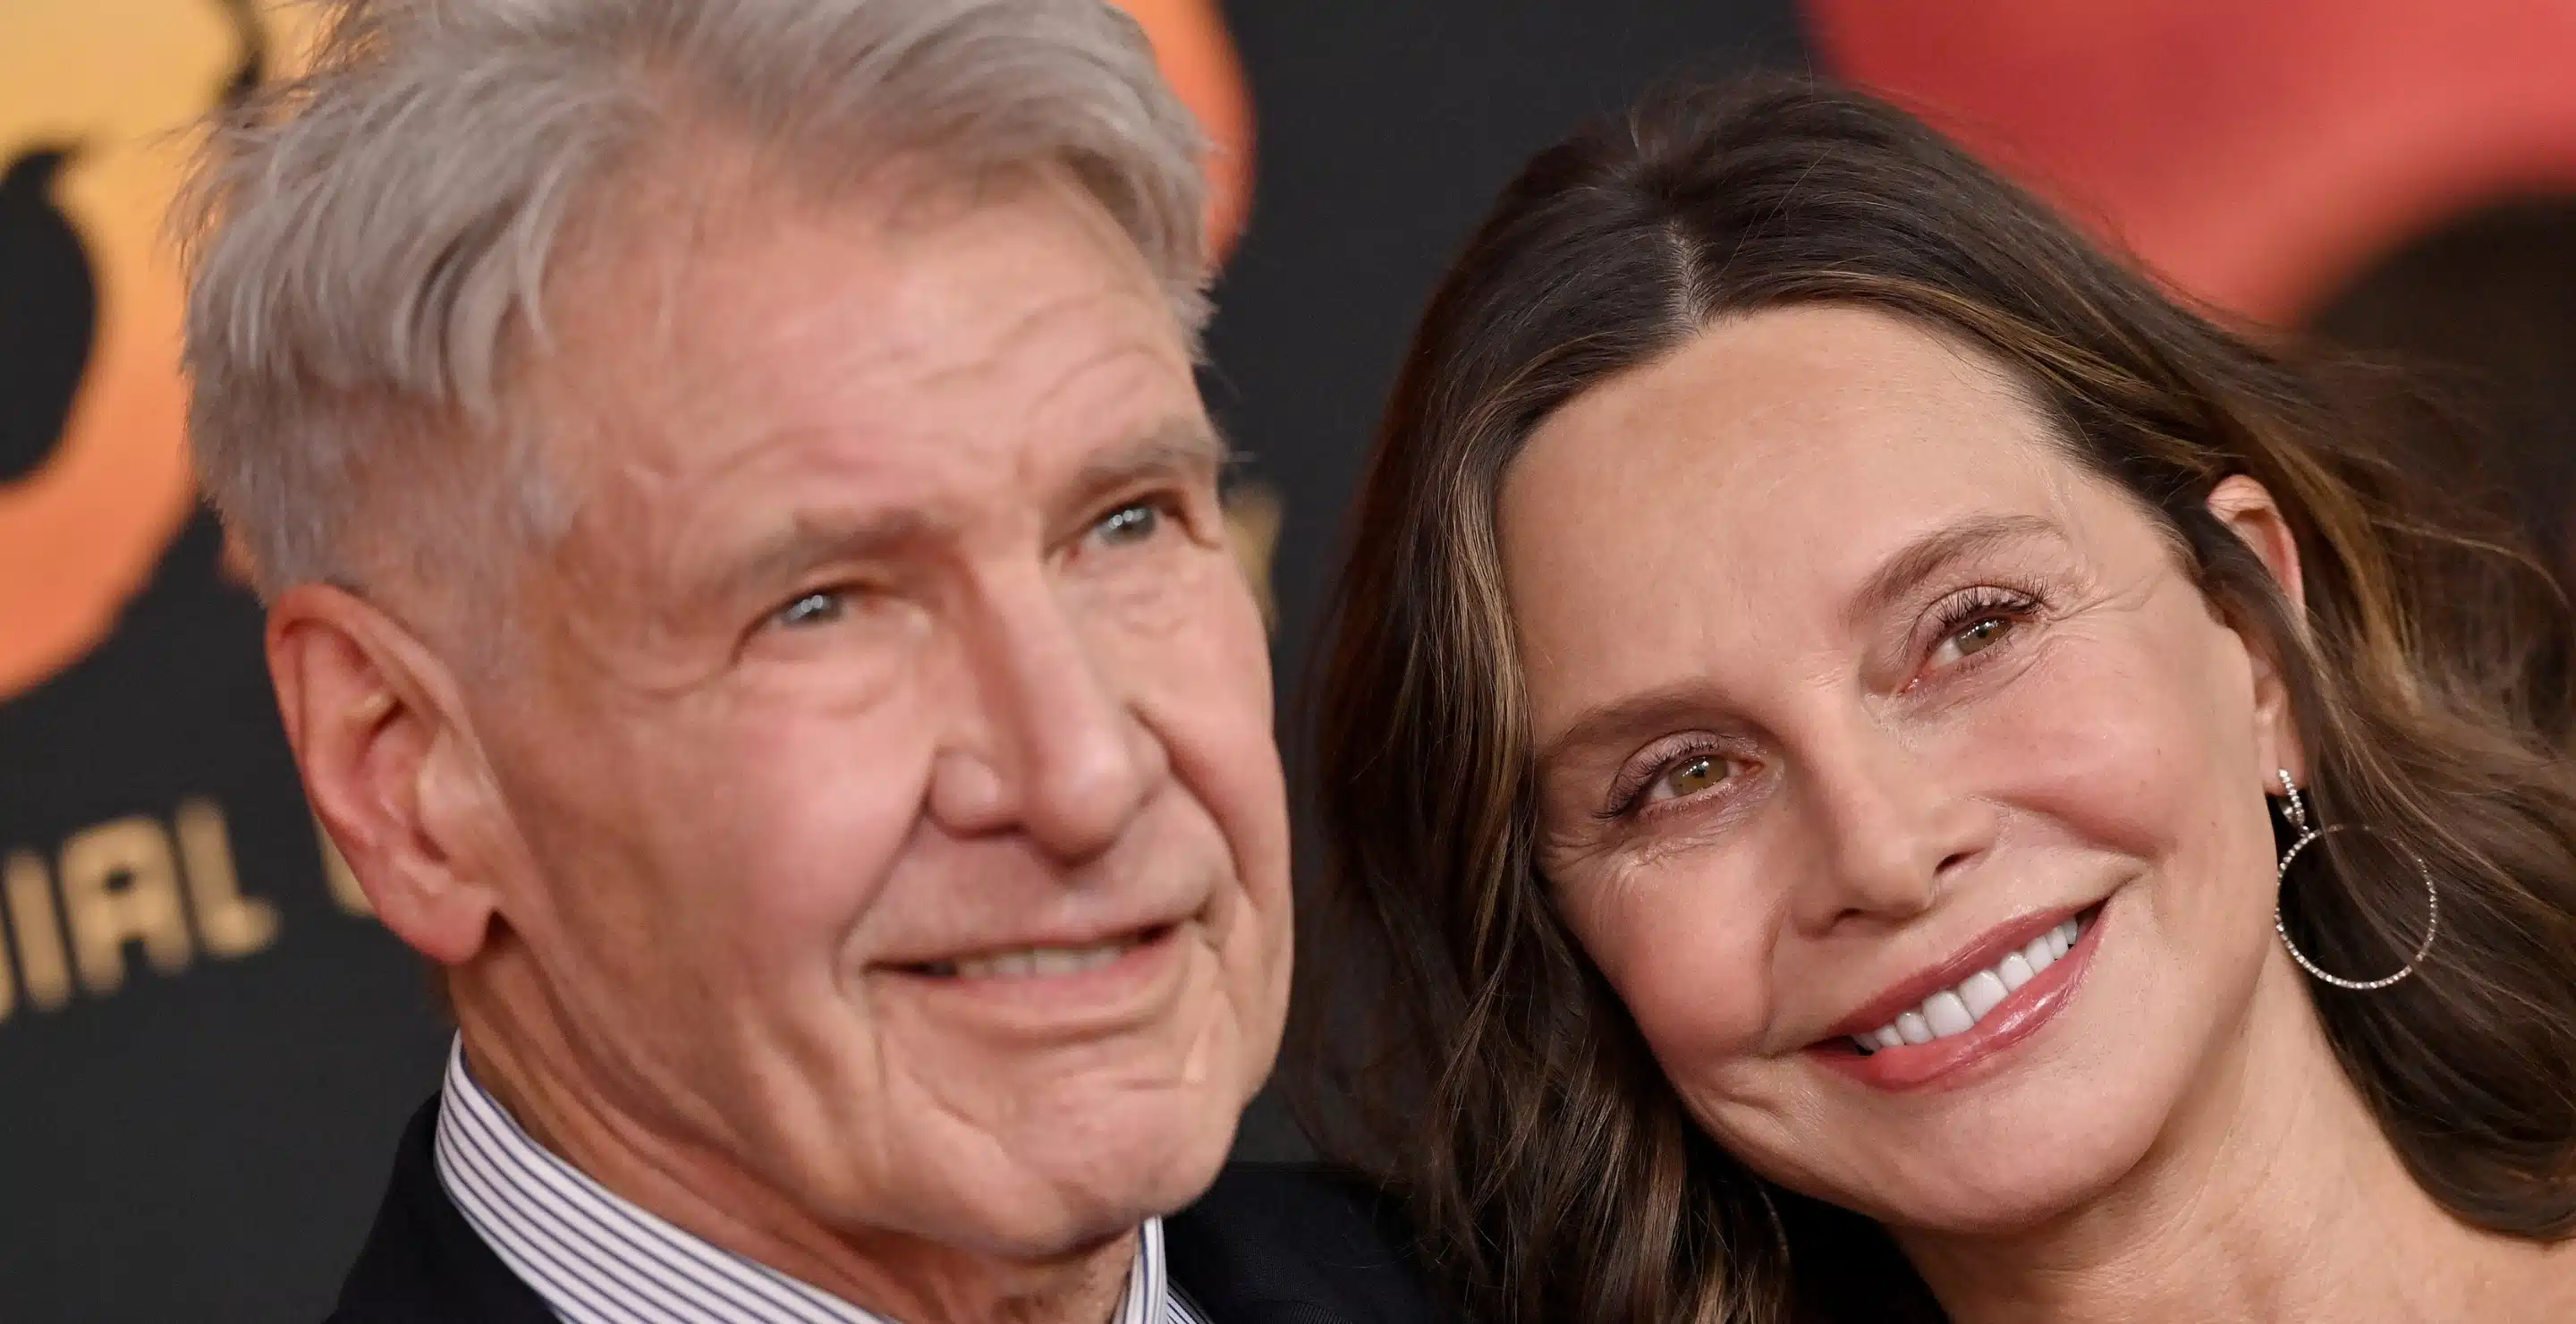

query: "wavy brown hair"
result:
(1298, 77), (2576, 1324)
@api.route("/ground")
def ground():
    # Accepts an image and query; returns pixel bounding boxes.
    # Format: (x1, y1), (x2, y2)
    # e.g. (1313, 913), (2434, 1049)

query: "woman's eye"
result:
(1653, 754), (1727, 803)
(772, 590), (845, 629)
(1950, 615), (2013, 658)
(1091, 501), (1163, 547)
(1920, 598), (2033, 675)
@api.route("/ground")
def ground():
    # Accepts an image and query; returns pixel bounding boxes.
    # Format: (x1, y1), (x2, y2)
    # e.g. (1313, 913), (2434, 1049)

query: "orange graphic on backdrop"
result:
(0, 1), (268, 701)
(0, 0), (1251, 704)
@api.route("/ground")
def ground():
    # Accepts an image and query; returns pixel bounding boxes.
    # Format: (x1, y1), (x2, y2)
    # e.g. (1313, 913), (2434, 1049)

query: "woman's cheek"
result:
(1953, 629), (2196, 861)
(1573, 855), (1781, 1065)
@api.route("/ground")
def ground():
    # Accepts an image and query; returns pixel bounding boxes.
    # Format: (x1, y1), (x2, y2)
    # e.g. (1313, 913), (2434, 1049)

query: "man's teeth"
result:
(1852, 915), (2087, 1055)
(936, 940), (1135, 980)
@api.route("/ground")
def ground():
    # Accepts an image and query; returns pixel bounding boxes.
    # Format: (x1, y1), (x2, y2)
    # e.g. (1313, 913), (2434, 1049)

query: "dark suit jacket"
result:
(326, 1098), (1448, 1324)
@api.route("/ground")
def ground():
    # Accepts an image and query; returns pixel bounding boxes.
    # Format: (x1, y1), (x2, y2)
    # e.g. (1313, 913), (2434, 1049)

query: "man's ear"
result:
(267, 584), (501, 965)
(2206, 474), (2309, 786)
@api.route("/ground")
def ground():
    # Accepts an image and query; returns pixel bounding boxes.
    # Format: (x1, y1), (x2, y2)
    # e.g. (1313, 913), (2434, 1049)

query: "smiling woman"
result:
(1302, 77), (2576, 1324)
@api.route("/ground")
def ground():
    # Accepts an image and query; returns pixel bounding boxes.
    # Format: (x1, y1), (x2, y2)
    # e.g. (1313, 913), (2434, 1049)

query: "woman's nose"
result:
(1784, 711), (1996, 934)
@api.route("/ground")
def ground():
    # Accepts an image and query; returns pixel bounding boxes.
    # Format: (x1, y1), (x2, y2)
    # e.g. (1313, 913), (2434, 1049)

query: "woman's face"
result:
(1501, 304), (2307, 1234)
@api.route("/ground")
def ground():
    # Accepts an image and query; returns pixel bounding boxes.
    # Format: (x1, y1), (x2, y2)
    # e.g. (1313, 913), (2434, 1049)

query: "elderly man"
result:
(177, 3), (1432, 1321)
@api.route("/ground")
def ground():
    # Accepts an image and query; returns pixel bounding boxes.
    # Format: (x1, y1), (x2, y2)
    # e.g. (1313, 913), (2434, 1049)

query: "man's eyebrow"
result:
(1844, 513), (2063, 629)
(1071, 416), (1236, 496)
(682, 420), (1233, 613)
(686, 506), (938, 612)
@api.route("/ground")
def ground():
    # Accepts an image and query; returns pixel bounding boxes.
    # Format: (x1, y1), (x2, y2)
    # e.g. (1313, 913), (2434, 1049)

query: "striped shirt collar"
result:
(434, 1038), (1207, 1324)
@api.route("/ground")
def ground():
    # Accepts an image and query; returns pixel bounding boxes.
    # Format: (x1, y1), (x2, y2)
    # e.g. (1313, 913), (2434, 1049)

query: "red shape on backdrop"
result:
(1807, 0), (2576, 321)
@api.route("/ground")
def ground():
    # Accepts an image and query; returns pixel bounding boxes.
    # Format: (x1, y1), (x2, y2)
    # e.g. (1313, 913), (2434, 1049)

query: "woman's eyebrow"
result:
(1534, 516), (2067, 771)
(1844, 513), (2063, 628)
(1534, 684), (1711, 774)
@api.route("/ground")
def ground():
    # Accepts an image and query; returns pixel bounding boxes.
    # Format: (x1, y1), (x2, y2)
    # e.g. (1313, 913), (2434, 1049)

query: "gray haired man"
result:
(178, 3), (1435, 1321)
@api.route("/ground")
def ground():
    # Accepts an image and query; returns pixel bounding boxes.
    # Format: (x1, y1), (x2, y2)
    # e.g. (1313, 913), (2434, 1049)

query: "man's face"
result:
(456, 164), (1290, 1257)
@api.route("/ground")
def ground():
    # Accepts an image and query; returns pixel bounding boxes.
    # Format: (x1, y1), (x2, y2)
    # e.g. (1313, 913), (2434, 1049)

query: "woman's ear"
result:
(2206, 475), (2308, 786)
(266, 583), (503, 966)
(2207, 475), (2304, 614)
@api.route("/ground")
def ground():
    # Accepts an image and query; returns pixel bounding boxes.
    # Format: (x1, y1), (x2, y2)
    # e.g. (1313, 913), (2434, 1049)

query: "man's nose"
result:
(1784, 707), (1995, 935)
(928, 573), (1162, 857)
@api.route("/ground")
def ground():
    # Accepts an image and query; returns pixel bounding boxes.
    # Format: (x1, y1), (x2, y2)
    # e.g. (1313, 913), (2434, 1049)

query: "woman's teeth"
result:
(1851, 914), (2087, 1055)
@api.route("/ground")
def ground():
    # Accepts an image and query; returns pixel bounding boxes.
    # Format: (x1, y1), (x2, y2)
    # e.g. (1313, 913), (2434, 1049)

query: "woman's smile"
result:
(1810, 901), (2106, 1091)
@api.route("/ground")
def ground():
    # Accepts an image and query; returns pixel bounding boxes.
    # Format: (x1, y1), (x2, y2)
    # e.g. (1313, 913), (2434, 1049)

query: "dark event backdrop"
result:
(10, 1), (2576, 1321)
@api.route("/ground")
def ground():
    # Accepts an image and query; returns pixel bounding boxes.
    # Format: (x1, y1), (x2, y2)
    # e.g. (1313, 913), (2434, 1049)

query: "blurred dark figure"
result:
(2310, 197), (2576, 581)
(0, 147), (95, 485)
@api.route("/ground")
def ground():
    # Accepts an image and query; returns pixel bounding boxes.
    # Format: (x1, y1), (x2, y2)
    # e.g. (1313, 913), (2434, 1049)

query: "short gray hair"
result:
(179, 0), (1210, 599)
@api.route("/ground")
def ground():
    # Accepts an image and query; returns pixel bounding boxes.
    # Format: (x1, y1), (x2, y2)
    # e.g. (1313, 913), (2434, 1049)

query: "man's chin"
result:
(845, 1085), (1248, 1260)
(1007, 1116), (1239, 1248)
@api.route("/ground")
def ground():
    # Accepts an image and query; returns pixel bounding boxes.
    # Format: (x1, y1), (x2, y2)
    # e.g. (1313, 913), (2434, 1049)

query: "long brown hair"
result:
(1299, 77), (2576, 1324)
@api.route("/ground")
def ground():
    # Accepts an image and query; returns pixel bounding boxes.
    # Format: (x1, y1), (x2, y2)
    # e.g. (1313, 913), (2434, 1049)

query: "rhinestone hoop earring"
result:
(2273, 769), (2438, 991)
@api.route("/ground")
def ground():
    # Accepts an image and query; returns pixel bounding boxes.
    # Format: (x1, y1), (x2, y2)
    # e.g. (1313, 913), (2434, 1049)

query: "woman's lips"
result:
(1809, 902), (2107, 1091)
(1848, 909), (2091, 1052)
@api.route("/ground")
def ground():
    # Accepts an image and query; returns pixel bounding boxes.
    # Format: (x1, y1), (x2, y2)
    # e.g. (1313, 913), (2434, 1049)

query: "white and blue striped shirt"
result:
(434, 1040), (1209, 1324)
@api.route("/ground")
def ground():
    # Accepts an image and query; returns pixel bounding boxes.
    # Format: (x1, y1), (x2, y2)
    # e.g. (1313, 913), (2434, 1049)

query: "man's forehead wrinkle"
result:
(1016, 300), (1189, 407)
(880, 259), (1174, 394)
(549, 191), (1182, 488)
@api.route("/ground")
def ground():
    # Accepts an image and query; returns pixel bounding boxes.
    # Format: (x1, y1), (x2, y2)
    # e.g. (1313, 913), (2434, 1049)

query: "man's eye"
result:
(1091, 501), (1163, 547)
(772, 590), (845, 629)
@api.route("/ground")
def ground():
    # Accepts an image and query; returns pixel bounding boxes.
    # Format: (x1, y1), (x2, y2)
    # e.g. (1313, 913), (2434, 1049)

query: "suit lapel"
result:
(327, 1098), (555, 1324)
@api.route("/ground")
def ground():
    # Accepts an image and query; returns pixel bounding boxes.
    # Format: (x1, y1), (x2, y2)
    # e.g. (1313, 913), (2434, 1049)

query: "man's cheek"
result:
(733, 811), (913, 944)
